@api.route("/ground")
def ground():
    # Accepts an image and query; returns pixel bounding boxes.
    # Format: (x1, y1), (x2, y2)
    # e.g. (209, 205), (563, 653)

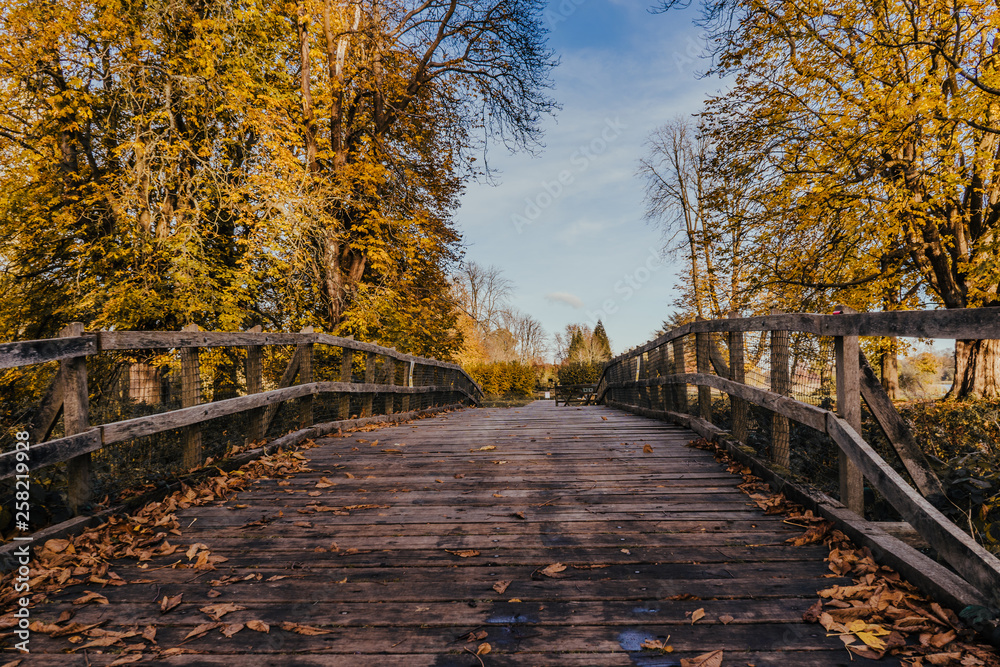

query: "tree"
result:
(657, 0), (1000, 398)
(0, 0), (556, 363)
(592, 320), (612, 361)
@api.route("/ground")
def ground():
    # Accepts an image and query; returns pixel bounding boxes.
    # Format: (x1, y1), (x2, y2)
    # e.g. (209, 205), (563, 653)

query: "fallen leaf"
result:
(221, 623), (244, 637)
(199, 603), (247, 621)
(446, 549), (481, 558)
(719, 614), (734, 625)
(641, 637), (674, 653)
(109, 656), (143, 666)
(207, 589), (222, 598)
(279, 622), (332, 635)
(476, 642), (492, 655)
(73, 591), (109, 606)
(691, 608), (706, 624)
(643, 444), (653, 453)
(464, 630), (488, 642)
(539, 563), (567, 577)
(681, 650), (724, 667)
(247, 620), (270, 633)
(493, 580), (511, 594)
(184, 622), (222, 640)
(474, 445), (496, 451)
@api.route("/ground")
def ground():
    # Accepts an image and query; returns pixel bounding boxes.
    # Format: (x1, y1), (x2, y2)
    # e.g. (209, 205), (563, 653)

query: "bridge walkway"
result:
(22, 401), (889, 666)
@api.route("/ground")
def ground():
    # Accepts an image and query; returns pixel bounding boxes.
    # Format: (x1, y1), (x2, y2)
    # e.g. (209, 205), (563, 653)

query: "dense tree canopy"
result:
(0, 0), (555, 359)
(653, 0), (1000, 397)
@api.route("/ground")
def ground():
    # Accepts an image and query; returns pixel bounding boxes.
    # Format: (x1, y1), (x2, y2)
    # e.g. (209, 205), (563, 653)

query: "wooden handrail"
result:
(607, 307), (1000, 365)
(597, 306), (1000, 608)
(1, 327), (483, 514)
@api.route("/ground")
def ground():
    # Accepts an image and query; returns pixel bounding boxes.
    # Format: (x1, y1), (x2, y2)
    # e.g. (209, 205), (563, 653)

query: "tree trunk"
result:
(951, 339), (1000, 399)
(880, 336), (899, 400)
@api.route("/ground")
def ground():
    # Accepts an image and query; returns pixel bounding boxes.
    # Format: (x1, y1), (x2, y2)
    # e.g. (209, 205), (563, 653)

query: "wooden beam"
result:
(825, 415), (1000, 606)
(262, 346), (302, 436)
(362, 352), (376, 417)
(179, 324), (202, 470)
(59, 323), (91, 515)
(770, 310), (790, 469)
(298, 326), (314, 428)
(728, 311), (747, 443)
(28, 365), (66, 446)
(604, 307), (1000, 366)
(245, 325), (264, 445)
(672, 338), (688, 413)
(858, 350), (946, 501)
(339, 348), (353, 419)
(0, 335), (97, 370)
(834, 306), (864, 516)
(0, 429), (102, 480)
(695, 320), (712, 422)
(101, 382), (472, 446)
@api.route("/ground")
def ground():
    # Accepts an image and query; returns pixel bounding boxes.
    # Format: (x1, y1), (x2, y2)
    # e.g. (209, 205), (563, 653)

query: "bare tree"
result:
(453, 262), (515, 334)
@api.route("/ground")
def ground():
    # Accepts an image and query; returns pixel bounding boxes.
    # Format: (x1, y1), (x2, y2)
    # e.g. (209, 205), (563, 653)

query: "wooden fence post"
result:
(180, 323), (202, 470)
(695, 318), (712, 423)
(728, 311), (748, 443)
(835, 305), (865, 516)
(362, 352), (376, 417)
(245, 325), (263, 445)
(339, 347), (353, 419)
(384, 355), (396, 414)
(298, 326), (314, 427)
(672, 337), (688, 413)
(60, 323), (91, 515)
(401, 360), (414, 413)
(770, 310), (790, 468)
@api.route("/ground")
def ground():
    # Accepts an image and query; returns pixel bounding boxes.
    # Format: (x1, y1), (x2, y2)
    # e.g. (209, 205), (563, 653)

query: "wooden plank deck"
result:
(21, 402), (894, 666)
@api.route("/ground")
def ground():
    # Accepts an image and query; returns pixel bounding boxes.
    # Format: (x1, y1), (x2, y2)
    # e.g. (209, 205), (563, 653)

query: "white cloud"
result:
(545, 292), (585, 309)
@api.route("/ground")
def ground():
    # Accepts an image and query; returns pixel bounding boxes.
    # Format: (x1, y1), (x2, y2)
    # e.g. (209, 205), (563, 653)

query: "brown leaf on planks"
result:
(221, 623), (244, 637)
(446, 549), (481, 558)
(681, 650), (723, 667)
(690, 608), (705, 624)
(538, 563), (568, 578)
(184, 622), (222, 640)
(641, 637), (673, 653)
(108, 656), (144, 666)
(72, 591), (109, 605)
(246, 620), (270, 633)
(493, 580), (511, 594)
(476, 642), (492, 655)
(279, 621), (332, 635)
(643, 444), (653, 453)
(199, 603), (246, 621)
(719, 614), (734, 625)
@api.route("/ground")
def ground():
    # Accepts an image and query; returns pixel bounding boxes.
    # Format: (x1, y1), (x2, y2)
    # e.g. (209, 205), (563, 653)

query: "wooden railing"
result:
(596, 306), (1000, 607)
(1, 325), (483, 514)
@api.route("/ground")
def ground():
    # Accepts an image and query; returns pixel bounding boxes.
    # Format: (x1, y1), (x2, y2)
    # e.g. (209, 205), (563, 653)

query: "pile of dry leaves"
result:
(0, 448), (312, 633)
(688, 437), (1000, 666)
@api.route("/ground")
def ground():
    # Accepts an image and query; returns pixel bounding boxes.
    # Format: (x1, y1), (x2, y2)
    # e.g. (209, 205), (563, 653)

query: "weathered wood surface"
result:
(23, 402), (895, 665)
(609, 307), (1000, 363)
(0, 335), (97, 369)
(857, 351), (946, 501)
(603, 373), (1000, 606)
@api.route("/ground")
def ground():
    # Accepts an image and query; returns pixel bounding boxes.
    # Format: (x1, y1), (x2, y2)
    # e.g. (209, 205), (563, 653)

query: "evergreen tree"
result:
(593, 321), (612, 361)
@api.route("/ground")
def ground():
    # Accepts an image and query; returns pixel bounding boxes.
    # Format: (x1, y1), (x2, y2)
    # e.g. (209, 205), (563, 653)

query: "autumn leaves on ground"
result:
(0, 404), (998, 665)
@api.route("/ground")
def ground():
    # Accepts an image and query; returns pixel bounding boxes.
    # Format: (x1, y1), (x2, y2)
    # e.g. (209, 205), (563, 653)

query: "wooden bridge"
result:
(2, 309), (1000, 664)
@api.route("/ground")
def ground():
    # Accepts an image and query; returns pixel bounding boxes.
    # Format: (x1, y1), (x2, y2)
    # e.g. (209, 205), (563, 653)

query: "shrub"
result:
(557, 362), (604, 385)
(465, 361), (536, 397)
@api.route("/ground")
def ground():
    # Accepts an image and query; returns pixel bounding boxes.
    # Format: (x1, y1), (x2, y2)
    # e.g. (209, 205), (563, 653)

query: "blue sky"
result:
(453, 0), (719, 359)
